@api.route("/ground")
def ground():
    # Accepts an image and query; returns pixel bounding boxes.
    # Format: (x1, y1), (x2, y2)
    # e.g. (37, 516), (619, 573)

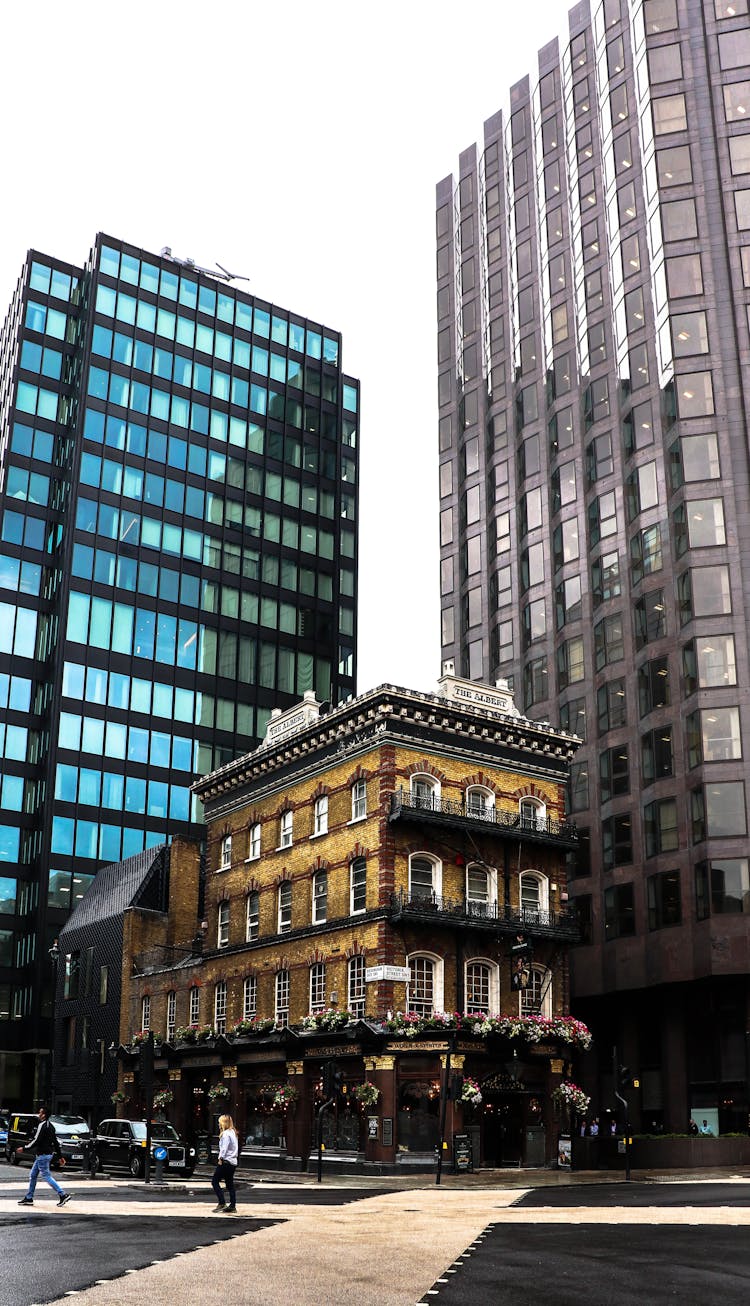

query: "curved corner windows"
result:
(217, 900), (229, 948)
(408, 854), (441, 903)
(696, 858), (749, 918)
(277, 881), (292, 933)
(406, 954), (443, 1018)
(312, 870), (328, 924)
(686, 707), (741, 767)
(348, 955), (366, 1018)
(682, 635), (737, 692)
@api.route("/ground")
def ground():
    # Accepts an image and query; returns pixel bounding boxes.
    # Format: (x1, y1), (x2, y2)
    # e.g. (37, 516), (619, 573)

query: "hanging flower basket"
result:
(111, 1090), (129, 1105)
(352, 1081), (380, 1107)
(153, 1089), (174, 1109)
(460, 1076), (483, 1106)
(552, 1081), (591, 1116)
(208, 1083), (231, 1103)
(262, 1082), (299, 1111)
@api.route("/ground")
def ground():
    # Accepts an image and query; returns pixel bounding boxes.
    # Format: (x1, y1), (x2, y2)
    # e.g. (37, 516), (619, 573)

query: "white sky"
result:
(0, 0), (570, 698)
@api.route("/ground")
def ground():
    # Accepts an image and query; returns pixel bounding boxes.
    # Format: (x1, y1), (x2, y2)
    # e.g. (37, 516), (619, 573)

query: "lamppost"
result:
(48, 939), (60, 1109)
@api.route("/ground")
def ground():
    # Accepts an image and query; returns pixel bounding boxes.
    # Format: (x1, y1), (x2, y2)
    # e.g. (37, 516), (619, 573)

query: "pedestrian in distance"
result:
(211, 1113), (238, 1213)
(17, 1107), (72, 1207)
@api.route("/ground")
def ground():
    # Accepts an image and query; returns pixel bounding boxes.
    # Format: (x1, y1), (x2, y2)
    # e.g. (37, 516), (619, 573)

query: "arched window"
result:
(218, 899), (230, 947)
(465, 959), (499, 1015)
(348, 955), (366, 1017)
(309, 961), (326, 1012)
(166, 990), (176, 1042)
(220, 834), (232, 870)
(279, 810), (293, 849)
(247, 823), (261, 860)
(466, 786), (495, 819)
(519, 797), (546, 830)
(409, 853), (442, 902)
(406, 952), (444, 1017)
(520, 965), (552, 1018)
(214, 980), (227, 1034)
(350, 857), (367, 914)
(314, 795), (328, 836)
(275, 970), (289, 1027)
(410, 773), (440, 810)
(246, 891), (259, 941)
(466, 862), (498, 915)
(351, 779), (367, 821)
(520, 871), (549, 922)
(243, 975), (257, 1020)
(312, 869), (327, 924)
(189, 986), (200, 1025)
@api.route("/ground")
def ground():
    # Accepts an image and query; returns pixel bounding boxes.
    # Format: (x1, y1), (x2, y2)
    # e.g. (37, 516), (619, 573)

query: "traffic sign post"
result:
(153, 1145), (167, 1184)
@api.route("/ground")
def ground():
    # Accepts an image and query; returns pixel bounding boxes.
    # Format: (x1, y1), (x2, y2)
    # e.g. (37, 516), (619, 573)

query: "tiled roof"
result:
(58, 844), (168, 938)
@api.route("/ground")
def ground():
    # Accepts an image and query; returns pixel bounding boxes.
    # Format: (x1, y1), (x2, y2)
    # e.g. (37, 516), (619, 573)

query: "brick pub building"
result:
(117, 675), (588, 1171)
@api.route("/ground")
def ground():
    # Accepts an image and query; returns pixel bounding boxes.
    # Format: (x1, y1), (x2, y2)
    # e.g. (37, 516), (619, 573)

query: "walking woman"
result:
(211, 1114), (238, 1213)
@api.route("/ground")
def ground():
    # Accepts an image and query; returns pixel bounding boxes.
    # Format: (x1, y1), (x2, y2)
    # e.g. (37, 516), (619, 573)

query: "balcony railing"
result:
(389, 889), (580, 939)
(389, 789), (578, 845)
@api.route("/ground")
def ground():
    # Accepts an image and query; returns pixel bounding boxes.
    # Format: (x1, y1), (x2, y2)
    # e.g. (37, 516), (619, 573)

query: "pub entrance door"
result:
(482, 1093), (524, 1166)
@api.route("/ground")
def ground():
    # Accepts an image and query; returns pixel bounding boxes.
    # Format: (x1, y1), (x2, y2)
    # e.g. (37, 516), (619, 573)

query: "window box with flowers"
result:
(153, 1089), (174, 1110)
(111, 1090), (130, 1105)
(299, 1009), (353, 1033)
(352, 1081), (380, 1108)
(383, 1011), (592, 1050)
(130, 1029), (162, 1048)
(208, 1083), (231, 1103)
(229, 1017), (275, 1038)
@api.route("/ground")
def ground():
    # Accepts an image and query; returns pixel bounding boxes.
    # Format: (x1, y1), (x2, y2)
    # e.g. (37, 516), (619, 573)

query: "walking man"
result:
(17, 1107), (72, 1207)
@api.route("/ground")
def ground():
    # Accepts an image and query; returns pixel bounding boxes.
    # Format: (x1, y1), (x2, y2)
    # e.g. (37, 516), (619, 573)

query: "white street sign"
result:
(365, 965), (411, 983)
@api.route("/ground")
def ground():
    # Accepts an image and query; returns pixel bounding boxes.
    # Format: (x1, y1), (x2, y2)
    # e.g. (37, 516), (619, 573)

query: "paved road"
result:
(420, 1224), (750, 1306)
(0, 1214), (276, 1306)
(515, 1180), (750, 1208)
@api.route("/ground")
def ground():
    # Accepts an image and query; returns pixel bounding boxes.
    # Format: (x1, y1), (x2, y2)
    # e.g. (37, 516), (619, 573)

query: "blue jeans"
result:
(211, 1160), (236, 1206)
(26, 1153), (65, 1199)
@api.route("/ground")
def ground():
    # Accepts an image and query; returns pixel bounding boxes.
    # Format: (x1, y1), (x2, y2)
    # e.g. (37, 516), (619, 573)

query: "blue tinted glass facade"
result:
(0, 234), (358, 1098)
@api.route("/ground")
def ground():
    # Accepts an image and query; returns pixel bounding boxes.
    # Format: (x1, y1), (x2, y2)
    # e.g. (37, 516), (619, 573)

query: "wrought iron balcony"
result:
(388, 789), (578, 847)
(388, 888), (580, 941)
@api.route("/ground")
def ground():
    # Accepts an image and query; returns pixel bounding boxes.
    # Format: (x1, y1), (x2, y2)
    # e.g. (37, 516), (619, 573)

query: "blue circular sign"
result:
(153, 1146), (168, 1160)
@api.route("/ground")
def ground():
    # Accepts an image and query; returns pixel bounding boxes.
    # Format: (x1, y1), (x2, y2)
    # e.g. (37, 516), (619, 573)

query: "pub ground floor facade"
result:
(117, 1023), (584, 1172)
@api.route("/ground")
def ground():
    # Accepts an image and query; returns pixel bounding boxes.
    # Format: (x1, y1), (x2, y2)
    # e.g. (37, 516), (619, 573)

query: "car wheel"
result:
(129, 1154), (143, 1178)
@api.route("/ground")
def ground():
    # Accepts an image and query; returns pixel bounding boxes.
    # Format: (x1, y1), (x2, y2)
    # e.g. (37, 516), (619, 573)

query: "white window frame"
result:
(410, 773), (441, 809)
(246, 890), (259, 941)
(519, 797), (547, 830)
(279, 810), (293, 849)
(465, 785), (495, 819)
(220, 834), (232, 870)
(466, 862), (498, 914)
(309, 962), (326, 1012)
(350, 857), (367, 915)
(520, 964), (552, 1018)
(166, 990), (176, 1042)
(406, 951), (444, 1017)
(351, 779), (367, 822)
(243, 975), (257, 1021)
(278, 881), (292, 932)
(520, 870), (549, 920)
(217, 899), (230, 948)
(189, 986), (200, 1025)
(465, 957), (500, 1015)
(312, 870), (328, 923)
(408, 852), (442, 901)
(141, 994), (151, 1032)
(348, 955), (366, 1017)
(313, 795), (328, 837)
(275, 969), (289, 1027)
(247, 823), (261, 861)
(214, 980), (227, 1034)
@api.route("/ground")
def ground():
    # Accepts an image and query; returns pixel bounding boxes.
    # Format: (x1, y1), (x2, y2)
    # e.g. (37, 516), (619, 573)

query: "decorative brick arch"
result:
(215, 886), (230, 904)
(349, 842), (369, 862)
(307, 947), (327, 966)
(242, 964), (259, 979)
(345, 940), (366, 960)
(463, 771), (502, 796)
(310, 781), (331, 800)
(308, 855), (330, 876)
(275, 955), (290, 973)
(244, 810), (263, 830)
(403, 760), (447, 782)
(510, 781), (548, 801)
(347, 764), (371, 785)
(244, 876), (260, 895)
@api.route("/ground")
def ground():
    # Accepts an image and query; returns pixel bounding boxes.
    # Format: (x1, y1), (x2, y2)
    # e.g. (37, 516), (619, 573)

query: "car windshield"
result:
(51, 1116), (90, 1138)
(131, 1122), (180, 1142)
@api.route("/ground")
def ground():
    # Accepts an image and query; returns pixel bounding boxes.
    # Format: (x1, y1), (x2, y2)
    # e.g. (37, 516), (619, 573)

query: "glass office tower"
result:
(0, 233), (359, 1102)
(437, 0), (750, 1130)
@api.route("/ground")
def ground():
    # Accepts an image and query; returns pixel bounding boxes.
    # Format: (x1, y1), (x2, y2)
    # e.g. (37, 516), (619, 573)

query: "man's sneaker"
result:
(222, 1205), (237, 1214)
(17, 1197), (33, 1206)
(212, 1203), (226, 1212)
(57, 1193), (72, 1207)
